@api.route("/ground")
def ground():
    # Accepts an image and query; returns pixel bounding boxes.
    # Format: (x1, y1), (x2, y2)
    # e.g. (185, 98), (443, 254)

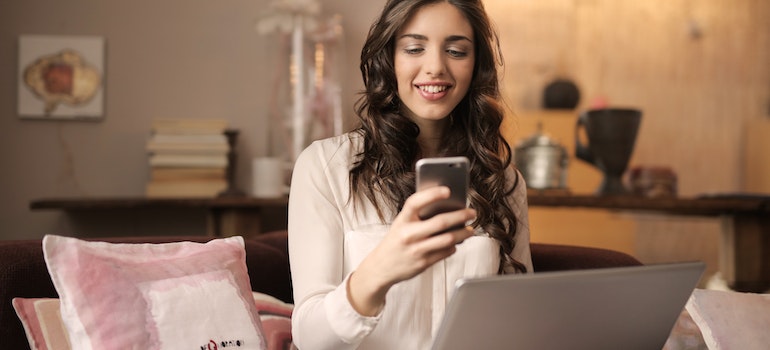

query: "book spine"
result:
(150, 167), (226, 181)
(148, 134), (228, 144)
(149, 154), (228, 168)
(146, 143), (229, 154)
(151, 119), (228, 135)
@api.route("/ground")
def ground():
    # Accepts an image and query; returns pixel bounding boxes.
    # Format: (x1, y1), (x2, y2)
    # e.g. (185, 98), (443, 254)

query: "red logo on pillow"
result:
(202, 339), (245, 349)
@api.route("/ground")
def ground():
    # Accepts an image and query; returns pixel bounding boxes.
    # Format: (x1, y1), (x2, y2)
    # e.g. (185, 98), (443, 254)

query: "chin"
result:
(416, 113), (451, 123)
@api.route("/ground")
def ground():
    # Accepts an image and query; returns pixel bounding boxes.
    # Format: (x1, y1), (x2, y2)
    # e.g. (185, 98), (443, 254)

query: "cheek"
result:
(452, 63), (475, 96)
(394, 60), (415, 93)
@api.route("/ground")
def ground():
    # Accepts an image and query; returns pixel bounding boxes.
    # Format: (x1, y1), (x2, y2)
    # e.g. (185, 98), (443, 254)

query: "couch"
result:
(0, 230), (641, 350)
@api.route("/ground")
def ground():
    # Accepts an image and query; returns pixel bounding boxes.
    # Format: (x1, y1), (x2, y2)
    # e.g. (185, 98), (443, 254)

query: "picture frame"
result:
(17, 35), (106, 121)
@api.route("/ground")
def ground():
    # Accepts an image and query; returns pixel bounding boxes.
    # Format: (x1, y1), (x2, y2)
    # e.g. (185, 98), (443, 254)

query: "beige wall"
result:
(1, 0), (768, 260)
(0, 0), (385, 239)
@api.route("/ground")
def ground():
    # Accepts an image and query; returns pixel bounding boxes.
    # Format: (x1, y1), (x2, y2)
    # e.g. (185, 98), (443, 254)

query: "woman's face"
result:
(394, 2), (475, 128)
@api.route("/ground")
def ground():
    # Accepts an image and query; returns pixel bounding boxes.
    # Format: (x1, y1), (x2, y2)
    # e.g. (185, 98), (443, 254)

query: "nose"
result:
(423, 47), (446, 77)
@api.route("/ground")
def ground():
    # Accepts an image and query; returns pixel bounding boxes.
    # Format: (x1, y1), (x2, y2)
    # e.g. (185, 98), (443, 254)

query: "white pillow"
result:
(42, 234), (266, 350)
(686, 288), (770, 350)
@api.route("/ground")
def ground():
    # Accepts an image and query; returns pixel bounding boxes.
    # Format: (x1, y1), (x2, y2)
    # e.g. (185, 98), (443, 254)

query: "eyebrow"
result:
(398, 33), (473, 44)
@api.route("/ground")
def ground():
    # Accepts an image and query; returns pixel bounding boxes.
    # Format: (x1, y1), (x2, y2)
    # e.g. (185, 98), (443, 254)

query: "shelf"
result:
(30, 196), (289, 210)
(526, 191), (770, 216)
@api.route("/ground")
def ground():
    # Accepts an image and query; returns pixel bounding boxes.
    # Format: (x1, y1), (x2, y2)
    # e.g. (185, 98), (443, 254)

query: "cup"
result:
(575, 108), (642, 195)
(251, 157), (286, 198)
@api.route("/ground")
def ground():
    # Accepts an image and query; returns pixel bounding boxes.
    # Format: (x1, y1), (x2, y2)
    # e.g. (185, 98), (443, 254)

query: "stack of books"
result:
(145, 119), (230, 197)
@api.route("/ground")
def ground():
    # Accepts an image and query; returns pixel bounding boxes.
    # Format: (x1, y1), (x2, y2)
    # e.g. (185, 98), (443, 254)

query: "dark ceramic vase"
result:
(575, 108), (642, 195)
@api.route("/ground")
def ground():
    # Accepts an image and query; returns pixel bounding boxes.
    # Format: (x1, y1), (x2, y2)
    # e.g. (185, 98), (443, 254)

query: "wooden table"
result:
(31, 193), (769, 292)
(30, 196), (290, 238)
(528, 192), (770, 293)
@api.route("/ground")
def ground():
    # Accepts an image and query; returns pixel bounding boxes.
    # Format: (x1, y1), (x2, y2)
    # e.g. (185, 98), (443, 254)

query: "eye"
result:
(404, 47), (424, 55)
(446, 49), (467, 58)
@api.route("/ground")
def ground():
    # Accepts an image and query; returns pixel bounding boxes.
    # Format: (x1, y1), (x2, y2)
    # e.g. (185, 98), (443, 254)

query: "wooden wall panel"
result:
(744, 119), (770, 193)
(488, 0), (770, 278)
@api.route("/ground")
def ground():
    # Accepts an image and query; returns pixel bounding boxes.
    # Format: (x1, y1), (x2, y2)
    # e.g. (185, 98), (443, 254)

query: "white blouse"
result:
(288, 133), (533, 350)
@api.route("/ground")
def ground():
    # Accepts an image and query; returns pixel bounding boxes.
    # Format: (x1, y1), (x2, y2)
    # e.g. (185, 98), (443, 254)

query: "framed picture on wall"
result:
(17, 35), (105, 121)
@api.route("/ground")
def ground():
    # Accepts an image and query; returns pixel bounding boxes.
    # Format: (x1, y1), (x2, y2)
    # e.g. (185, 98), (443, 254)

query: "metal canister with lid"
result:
(514, 123), (569, 190)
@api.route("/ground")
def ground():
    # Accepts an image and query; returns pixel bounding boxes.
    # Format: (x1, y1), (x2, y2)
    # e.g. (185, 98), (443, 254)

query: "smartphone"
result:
(415, 157), (470, 225)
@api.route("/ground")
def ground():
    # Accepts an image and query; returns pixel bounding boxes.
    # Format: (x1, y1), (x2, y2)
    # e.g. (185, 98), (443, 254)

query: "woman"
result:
(288, 0), (532, 348)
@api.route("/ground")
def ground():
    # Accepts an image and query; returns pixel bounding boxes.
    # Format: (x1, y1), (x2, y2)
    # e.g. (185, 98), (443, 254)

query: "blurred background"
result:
(1, 0), (768, 282)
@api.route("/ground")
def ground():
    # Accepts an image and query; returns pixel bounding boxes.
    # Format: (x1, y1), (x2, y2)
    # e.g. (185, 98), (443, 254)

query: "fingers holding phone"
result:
(415, 157), (472, 237)
(397, 186), (474, 242)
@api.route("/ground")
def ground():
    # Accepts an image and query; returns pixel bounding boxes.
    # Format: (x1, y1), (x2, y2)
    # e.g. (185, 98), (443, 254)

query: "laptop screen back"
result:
(431, 262), (705, 350)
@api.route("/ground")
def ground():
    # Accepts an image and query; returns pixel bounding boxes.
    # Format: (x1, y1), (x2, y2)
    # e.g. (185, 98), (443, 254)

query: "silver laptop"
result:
(431, 262), (705, 350)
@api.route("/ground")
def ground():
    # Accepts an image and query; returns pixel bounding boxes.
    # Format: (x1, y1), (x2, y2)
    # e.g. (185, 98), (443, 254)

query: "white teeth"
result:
(420, 85), (447, 93)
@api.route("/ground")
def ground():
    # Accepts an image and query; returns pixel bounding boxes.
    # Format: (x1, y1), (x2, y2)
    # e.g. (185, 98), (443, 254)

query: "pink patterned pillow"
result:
(12, 293), (293, 350)
(42, 235), (267, 350)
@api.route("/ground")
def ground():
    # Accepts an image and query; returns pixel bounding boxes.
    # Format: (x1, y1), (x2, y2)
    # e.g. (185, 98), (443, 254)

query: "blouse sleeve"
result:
(288, 140), (381, 349)
(505, 168), (534, 274)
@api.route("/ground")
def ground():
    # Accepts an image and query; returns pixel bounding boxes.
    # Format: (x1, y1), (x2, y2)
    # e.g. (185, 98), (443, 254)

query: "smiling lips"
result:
(416, 84), (451, 101)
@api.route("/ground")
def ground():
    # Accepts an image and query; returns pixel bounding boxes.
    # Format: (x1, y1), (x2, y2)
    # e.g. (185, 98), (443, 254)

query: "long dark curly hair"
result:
(349, 0), (526, 273)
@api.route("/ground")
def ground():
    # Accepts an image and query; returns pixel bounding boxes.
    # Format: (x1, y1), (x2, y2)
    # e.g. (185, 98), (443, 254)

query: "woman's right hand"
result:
(346, 186), (476, 316)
